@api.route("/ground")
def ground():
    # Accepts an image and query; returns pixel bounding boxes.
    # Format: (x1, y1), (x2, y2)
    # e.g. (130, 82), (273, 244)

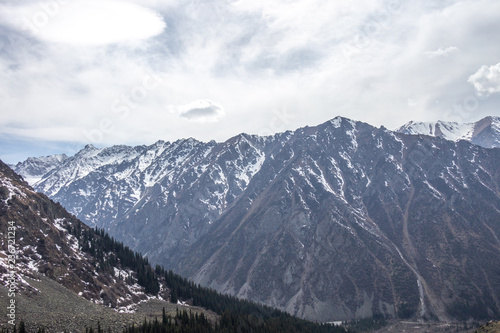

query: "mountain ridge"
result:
(13, 116), (500, 187)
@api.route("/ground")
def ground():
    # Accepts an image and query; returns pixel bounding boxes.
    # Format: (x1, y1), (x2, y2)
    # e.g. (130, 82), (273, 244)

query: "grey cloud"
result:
(180, 106), (220, 120)
(169, 100), (225, 123)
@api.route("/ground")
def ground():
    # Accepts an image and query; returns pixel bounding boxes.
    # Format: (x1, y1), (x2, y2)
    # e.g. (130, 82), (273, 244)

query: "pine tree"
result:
(162, 307), (167, 325)
(170, 289), (178, 304)
(18, 321), (26, 333)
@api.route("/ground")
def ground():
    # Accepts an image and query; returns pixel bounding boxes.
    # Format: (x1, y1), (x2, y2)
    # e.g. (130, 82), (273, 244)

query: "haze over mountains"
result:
(11, 116), (500, 322)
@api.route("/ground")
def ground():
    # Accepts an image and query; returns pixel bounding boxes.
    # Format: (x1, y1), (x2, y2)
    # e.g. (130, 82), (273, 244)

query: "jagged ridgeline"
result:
(0, 160), (348, 332)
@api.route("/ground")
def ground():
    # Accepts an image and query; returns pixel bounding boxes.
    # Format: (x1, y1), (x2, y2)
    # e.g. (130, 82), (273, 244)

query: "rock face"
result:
(13, 117), (500, 322)
(397, 116), (500, 148)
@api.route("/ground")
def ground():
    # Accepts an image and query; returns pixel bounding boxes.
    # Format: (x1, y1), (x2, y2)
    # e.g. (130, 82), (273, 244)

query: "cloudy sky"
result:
(1, 0), (500, 163)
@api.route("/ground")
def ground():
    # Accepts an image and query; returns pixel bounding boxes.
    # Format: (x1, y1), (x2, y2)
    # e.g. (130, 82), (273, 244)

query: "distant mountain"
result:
(12, 153), (68, 184)
(14, 116), (500, 323)
(397, 116), (500, 148)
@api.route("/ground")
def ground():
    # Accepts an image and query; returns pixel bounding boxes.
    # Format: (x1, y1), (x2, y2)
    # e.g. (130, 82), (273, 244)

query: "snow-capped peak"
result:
(397, 120), (473, 140)
(397, 116), (500, 148)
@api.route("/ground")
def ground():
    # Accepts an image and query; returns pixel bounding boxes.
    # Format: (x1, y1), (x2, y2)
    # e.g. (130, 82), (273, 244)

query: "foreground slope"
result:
(0, 159), (175, 331)
(475, 321), (500, 333)
(0, 159), (164, 310)
(13, 117), (500, 322)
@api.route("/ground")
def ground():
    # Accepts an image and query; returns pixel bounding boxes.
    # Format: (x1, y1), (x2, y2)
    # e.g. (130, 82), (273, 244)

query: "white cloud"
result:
(168, 100), (225, 123)
(468, 63), (500, 97)
(425, 46), (459, 58)
(0, 0), (165, 45)
(407, 98), (418, 107)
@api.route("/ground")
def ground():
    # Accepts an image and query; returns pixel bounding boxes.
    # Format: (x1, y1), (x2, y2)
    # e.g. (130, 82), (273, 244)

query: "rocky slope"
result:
(0, 159), (168, 314)
(475, 321), (500, 333)
(12, 116), (500, 323)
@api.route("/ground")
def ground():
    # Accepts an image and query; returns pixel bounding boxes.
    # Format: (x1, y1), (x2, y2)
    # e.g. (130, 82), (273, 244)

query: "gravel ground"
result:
(373, 320), (480, 333)
(0, 275), (218, 332)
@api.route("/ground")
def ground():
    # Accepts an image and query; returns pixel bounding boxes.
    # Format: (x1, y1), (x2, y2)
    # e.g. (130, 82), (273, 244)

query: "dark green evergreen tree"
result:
(18, 321), (25, 333)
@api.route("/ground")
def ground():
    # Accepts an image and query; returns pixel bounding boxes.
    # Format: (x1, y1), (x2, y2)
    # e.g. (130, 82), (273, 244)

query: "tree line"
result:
(122, 308), (346, 333)
(73, 223), (352, 332)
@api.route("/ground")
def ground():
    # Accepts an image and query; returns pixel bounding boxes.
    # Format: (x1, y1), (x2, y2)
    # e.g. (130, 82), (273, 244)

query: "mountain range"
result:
(1, 159), (345, 332)
(11, 116), (500, 323)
